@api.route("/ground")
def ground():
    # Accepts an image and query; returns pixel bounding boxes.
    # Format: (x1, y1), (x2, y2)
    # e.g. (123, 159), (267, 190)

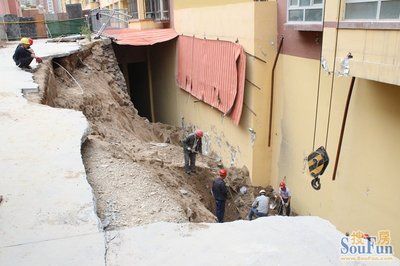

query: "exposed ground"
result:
(32, 40), (260, 230)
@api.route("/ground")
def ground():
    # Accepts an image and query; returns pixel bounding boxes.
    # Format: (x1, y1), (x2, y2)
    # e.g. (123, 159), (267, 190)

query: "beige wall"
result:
(174, 0), (251, 10)
(269, 0), (400, 251)
(272, 54), (400, 249)
(335, 29), (400, 86)
(150, 1), (277, 185)
(148, 0), (400, 250)
(99, 0), (127, 10)
(149, 41), (179, 126)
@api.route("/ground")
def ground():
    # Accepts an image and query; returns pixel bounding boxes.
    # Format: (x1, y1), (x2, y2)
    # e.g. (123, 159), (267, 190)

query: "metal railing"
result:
(89, 8), (132, 34)
(128, 0), (139, 19)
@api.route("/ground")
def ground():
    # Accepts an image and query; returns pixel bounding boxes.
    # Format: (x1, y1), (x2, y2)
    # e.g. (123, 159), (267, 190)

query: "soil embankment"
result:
(32, 40), (258, 230)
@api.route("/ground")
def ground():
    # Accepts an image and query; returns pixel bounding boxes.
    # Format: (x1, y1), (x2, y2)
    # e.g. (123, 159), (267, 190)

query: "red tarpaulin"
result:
(177, 36), (246, 125)
(104, 28), (178, 46)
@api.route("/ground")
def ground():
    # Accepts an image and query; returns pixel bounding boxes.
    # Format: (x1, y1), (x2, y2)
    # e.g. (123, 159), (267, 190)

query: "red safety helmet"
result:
(219, 169), (227, 177)
(195, 129), (203, 138)
(280, 181), (286, 188)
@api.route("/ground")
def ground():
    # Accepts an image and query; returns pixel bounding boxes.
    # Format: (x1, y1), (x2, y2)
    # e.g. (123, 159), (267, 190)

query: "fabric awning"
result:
(103, 28), (178, 46)
(177, 36), (246, 125)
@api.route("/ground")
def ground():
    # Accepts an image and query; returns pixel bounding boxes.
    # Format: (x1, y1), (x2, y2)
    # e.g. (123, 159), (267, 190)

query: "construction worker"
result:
(279, 181), (291, 216)
(12, 37), (42, 70)
(182, 129), (203, 174)
(247, 189), (269, 220)
(211, 169), (228, 223)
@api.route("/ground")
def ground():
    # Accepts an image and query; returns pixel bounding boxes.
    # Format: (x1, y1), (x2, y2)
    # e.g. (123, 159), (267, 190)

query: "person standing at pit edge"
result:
(211, 169), (228, 223)
(182, 129), (203, 175)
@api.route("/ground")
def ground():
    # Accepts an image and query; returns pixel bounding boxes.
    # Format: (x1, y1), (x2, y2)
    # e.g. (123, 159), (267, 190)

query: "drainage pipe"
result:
(268, 36), (284, 147)
(332, 76), (356, 181)
(146, 47), (156, 123)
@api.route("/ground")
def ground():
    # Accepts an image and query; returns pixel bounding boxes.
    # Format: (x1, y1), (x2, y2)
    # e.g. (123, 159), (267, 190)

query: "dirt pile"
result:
(33, 40), (258, 230)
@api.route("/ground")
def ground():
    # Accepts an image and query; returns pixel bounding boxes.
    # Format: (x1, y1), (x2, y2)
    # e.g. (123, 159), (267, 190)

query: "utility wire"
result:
(324, 0), (344, 149)
(312, 0), (328, 151)
(53, 61), (84, 95)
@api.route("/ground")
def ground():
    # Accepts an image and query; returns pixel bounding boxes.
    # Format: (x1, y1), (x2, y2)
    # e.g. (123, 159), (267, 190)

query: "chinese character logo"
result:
(341, 230), (394, 261)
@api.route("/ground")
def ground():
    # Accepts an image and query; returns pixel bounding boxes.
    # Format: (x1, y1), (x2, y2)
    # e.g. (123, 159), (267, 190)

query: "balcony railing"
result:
(90, 8), (132, 33)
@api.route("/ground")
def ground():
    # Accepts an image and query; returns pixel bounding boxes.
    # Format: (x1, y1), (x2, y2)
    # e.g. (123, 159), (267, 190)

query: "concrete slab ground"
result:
(0, 232), (104, 266)
(0, 40), (105, 265)
(106, 217), (400, 266)
(0, 39), (80, 95)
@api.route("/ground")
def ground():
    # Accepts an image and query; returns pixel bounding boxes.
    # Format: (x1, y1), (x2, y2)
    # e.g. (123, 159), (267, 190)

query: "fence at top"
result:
(0, 14), (88, 41)
(0, 8), (132, 41)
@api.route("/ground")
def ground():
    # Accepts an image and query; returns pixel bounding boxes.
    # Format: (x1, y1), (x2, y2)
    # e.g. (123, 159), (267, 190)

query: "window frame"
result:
(145, 0), (169, 21)
(128, 0), (139, 19)
(344, 0), (400, 20)
(287, 0), (324, 24)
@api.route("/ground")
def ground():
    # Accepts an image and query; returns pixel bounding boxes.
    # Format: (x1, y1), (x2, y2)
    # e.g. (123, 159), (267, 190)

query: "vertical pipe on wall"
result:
(268, 35), (284, 147)
(147, 47), (156, 122)
(332, 76), (356, 181)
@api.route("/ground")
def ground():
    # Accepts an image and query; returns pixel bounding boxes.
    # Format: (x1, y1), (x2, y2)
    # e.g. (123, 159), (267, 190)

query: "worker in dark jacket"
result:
(212, 169), (228, 223)
(12, 37), (42, 70)
(182, 129), (203, 174)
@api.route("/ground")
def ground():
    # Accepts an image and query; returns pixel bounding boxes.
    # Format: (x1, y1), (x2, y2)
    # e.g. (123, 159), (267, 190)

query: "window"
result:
(345, 0), (400, 20)
(145, 0), (169, 20)
(128, 0), (139, 19)
(287, 0), (324, 23)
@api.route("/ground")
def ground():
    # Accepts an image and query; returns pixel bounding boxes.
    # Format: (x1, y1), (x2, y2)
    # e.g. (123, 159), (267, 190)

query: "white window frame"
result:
(287, 0), (324, 24)
(128, 0), (139, 19)
(145, 0), (169, 21)
(344, 0), (400, 20)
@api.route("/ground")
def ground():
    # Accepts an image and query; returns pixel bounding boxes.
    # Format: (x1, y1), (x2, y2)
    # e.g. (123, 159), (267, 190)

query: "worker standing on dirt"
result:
(182, 129), (203, 175)
(247, 189), (269, 220)
(211, 169), (228, 223)
(12, 37), (42, 70)
(279, 181), (291, 216)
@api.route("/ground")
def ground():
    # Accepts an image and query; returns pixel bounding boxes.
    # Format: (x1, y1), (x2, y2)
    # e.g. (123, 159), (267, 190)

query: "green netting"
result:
(46, 18), (86, 38)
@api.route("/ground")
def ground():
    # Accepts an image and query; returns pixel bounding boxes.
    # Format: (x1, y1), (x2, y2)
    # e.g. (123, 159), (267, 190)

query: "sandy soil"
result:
(32, 41), (259, 230)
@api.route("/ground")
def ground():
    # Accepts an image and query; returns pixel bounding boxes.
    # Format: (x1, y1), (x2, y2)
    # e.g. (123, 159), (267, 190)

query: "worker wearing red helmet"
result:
(279, 181), (291, 216)
(182, 129), (203, 174)
(211, 169), (228, 223)
(12, 37), (43, 70)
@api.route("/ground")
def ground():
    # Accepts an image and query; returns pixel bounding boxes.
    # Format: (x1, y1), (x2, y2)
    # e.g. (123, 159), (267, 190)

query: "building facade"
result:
(0, 0), (23, 16)
(272, 0), (400, 253)
(136, 0), (400, 251)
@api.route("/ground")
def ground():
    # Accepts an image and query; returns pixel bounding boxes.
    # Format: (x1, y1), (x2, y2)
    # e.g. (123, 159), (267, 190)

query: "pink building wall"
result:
(0, 0), (22, 16)
(0, 0), (11, 15)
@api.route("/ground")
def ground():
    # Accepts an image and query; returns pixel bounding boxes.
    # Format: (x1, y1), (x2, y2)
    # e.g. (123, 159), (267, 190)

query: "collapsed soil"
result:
(33, 40), (261, 230)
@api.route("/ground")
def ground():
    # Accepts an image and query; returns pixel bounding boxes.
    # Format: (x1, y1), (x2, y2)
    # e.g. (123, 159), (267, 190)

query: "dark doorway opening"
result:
(127, 62), (152, 121)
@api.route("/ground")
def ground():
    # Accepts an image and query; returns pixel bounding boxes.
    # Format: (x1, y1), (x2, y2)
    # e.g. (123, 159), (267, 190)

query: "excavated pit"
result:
(31, 40), (260, 230)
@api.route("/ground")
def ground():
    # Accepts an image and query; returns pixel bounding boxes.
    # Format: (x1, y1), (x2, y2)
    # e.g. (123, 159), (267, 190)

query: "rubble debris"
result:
(32, 40), (259, 230)
(179, 189), (189, 196)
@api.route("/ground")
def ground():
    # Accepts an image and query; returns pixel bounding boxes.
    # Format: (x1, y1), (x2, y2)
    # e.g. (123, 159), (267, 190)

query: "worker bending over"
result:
(279, 181), (291, 216)
(211, 169), (228, 223)
(13, 37), (42, 70)
(182, 130), (203, 174)
(247, 189), (269, 220)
